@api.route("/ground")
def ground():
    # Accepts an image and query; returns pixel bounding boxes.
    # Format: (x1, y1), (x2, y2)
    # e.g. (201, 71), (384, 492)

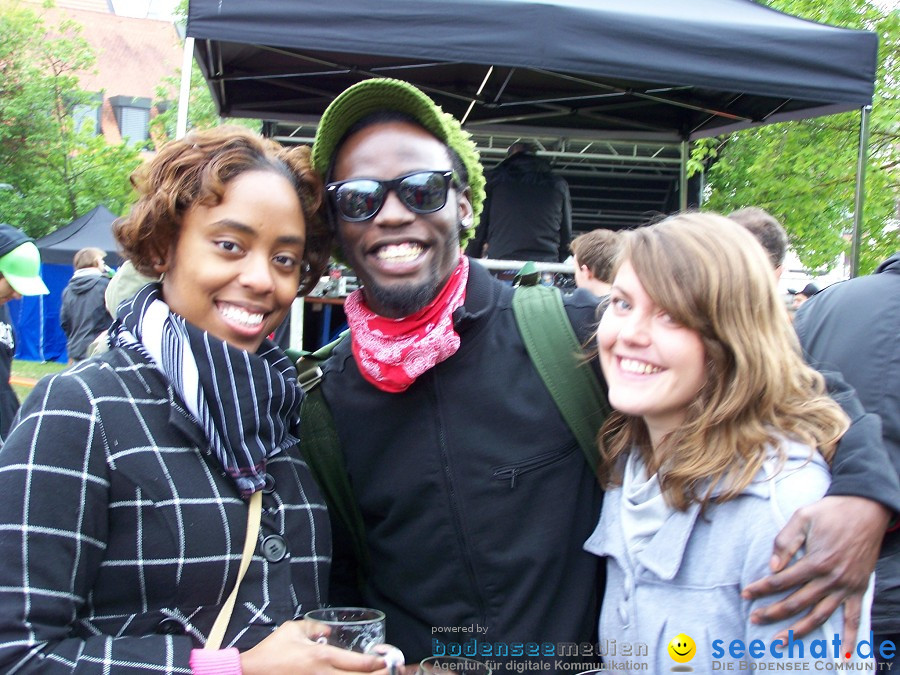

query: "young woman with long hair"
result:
(585, 213), (872, 672)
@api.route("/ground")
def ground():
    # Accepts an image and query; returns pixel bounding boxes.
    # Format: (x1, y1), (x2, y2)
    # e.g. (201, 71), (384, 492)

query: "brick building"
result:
(25, 0), (182, 148)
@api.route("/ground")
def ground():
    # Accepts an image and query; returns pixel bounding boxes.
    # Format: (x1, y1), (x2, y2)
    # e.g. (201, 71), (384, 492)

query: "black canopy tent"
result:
(35, 204), (123, 266)
(185, 0), (876, 267)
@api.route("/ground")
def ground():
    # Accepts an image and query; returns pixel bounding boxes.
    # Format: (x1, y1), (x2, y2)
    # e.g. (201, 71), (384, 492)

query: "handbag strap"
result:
(204, 490), (263, 650)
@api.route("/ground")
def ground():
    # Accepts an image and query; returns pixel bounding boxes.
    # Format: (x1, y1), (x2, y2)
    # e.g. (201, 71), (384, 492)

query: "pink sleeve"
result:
(189, 648), (242, 675)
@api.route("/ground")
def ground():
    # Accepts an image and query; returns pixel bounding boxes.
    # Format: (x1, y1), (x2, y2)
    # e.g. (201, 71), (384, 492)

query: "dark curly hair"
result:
(114, 125), (331, 296)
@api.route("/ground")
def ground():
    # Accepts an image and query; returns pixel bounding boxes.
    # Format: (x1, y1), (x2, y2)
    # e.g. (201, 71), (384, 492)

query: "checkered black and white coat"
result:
(0, 347), (331, 673)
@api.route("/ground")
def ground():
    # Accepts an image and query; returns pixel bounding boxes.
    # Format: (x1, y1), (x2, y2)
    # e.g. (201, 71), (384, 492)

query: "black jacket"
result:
(795, 253), (900, 633)
(60, 270), (113, 360)
(466, 153), (572, 262)
(322, 263), (602, 667)
(0, 304), (17, 442)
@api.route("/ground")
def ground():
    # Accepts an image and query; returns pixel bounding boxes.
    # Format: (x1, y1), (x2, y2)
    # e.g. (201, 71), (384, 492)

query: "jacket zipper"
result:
(432, 375), (488, 626)
(492, 445), (578, 488)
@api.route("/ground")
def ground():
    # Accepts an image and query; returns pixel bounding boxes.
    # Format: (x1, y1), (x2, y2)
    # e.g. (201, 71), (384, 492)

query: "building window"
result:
(109, 95), (152, 145)
(70, 92), (102, 135)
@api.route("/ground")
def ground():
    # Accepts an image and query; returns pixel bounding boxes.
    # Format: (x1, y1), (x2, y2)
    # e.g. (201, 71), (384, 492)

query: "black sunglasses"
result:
(326, 170), (457, 222)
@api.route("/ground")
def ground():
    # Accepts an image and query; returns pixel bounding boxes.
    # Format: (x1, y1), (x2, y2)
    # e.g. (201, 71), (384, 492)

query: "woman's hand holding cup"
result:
(240, 617), (404, 675)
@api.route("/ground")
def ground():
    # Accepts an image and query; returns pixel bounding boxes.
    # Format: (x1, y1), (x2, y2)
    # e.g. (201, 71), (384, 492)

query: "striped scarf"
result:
(111, 283), (302, 497)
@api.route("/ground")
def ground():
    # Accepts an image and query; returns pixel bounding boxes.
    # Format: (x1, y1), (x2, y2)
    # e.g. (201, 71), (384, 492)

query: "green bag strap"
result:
(512, 282), (609, 471)
(299, 386), (371, 581)
(291, 332), (371, 583)
(288, 329), (350, 392)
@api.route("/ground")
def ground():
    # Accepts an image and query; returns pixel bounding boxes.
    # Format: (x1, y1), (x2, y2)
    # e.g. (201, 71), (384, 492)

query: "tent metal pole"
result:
(176, 37), (195, 140)
(679, 140), (688, 211)
(850, 105), (871, 278)
(289, 297), (305, 351)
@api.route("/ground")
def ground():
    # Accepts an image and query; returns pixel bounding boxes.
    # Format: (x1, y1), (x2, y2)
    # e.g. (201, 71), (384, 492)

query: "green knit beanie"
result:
(312, 78), (485, 249)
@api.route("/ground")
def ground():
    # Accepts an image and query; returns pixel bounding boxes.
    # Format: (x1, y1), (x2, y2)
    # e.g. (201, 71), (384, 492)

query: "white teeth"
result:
(376, 242), (423, 262)
(619, 358), (662, 375)
(220, 304), (264, 328)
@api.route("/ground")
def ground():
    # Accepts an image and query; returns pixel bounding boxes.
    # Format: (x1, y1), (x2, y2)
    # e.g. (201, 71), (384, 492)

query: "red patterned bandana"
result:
(344, 257), (469, 393)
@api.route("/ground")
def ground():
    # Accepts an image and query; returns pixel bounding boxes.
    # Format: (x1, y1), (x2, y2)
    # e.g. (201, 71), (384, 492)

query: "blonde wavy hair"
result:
(114, 125), (330, 296)
(597, 212), (848, 511)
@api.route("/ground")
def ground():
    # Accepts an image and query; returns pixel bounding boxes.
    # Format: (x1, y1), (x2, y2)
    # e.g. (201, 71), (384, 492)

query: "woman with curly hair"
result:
(585, 213), (873, 672)
(0, 127), (394, 675)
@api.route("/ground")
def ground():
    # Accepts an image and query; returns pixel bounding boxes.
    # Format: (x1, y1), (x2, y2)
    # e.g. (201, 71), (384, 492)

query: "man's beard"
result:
(367, 231), (461, 317)
(364, 276), (445, 318)
(348, 221), (464, 318)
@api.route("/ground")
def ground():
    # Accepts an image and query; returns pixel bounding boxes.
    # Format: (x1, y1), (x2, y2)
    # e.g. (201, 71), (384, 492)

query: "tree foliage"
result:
(0, 2), (142, 238)
(149, 60), (259, 144)
(149, 0), (259, 143)
(694, 0), (899, 274)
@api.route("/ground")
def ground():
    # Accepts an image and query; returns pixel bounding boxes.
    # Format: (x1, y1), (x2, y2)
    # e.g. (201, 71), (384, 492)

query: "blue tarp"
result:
(10, 205), (122, 362)
(8, 264), (72, 362)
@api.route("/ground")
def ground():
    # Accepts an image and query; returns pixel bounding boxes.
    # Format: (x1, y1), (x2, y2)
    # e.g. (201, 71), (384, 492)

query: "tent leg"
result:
(289, 297), (305, 351)
(679, 140), (689, 211)
(176, 37), (195, 140)
(850, 105), (871, 279)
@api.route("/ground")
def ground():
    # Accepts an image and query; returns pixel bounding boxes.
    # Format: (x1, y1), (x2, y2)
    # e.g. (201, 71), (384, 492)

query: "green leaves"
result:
(151, 62), (260, 144)
(0, 4), (141, 235)
(694, 0), (898, 275)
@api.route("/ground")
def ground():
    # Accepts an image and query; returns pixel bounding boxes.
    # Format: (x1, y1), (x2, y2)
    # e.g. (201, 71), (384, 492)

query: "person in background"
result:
(83, 260), (158, 359)
(728, 207), (789, 278)
(0, 223), (50, 444)
(794, 252), (900, 670)
(790, 282), (819, 310)
(587, 213), (872, 671)
(465, 141), (572, 262)
(0, 223), (50, 442)
(307, 77), (897, 669)
(0, 127), (395, 675)
(60, 246), (114, 363)
(569, 228), (620, 298)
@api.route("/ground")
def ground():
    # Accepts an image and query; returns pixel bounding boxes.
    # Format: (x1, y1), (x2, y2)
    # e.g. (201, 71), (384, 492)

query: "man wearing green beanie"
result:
(0, 223), (49, 441)
(306, 78), (897, 670)
(309, 80), (600, 671)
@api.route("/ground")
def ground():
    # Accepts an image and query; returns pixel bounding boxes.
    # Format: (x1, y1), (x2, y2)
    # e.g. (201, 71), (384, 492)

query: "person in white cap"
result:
(0, 223), (49, 441)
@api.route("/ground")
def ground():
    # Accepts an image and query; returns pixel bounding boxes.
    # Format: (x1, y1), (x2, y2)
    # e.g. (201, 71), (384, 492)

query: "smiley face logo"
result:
(668, 633), (696, 663)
